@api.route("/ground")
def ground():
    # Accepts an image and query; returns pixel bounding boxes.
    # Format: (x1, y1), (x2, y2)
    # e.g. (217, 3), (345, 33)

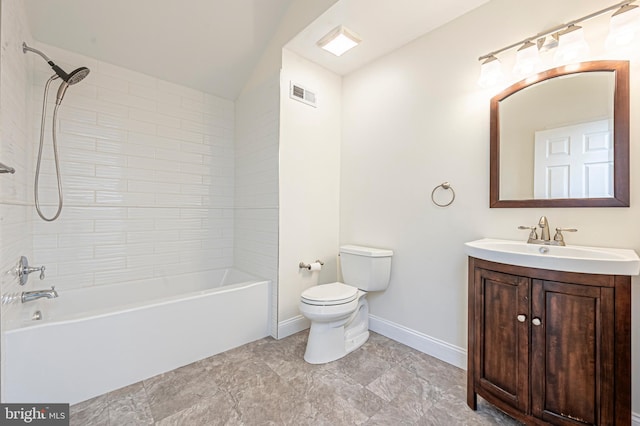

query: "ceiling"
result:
(23, 0), (294, 100)
(286, 0), (490, 76)
(23, 0), (489, 100)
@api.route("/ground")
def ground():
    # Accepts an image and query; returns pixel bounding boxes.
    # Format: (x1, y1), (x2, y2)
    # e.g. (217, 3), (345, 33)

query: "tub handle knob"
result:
(16, 256), (46, 286)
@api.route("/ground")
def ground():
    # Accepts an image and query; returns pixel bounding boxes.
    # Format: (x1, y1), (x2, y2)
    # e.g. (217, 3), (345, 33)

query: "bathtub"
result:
(2, 268), (270, 404)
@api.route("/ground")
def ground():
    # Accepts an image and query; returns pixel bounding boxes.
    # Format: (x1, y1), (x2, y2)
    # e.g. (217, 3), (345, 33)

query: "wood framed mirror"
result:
(490, 60), (629, 208)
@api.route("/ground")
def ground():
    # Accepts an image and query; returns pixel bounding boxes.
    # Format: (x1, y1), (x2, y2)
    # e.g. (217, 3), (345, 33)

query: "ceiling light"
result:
(513, 41), (542, 78)
(606, 4), (640, 49)
(317, 25), (361, 57)
(478, 56), (504, 88)
(554, 25), (590, 64)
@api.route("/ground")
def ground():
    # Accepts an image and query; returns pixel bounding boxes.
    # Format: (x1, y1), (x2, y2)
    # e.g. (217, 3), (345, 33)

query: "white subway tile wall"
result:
(235, 75), (280, 336)
(0, 0), (34, 310)
(0, 0), (35, 399)
(26, 41), (236, 292)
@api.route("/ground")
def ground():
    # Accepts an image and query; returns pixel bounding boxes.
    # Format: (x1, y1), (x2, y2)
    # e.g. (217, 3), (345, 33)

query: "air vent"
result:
(289, 81), (317, 107)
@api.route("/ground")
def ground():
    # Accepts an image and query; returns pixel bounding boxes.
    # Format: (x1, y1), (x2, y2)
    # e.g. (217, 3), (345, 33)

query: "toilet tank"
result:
(339, 245), (393, 291)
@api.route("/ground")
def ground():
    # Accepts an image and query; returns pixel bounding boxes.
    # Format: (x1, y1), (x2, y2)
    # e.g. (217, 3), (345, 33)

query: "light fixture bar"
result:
(479, 0), (637, 61)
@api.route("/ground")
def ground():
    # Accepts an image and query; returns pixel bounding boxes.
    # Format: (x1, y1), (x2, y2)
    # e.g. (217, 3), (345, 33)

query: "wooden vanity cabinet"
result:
(467, 257), (631, 426)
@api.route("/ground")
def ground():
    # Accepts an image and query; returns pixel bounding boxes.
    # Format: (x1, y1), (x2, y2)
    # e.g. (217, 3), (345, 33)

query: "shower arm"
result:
(22, 42), (72, 83)
(22, 42), (52, 62)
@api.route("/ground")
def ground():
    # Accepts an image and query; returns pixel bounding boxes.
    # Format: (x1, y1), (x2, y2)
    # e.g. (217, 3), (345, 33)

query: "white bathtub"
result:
(2, 268), (270, 404)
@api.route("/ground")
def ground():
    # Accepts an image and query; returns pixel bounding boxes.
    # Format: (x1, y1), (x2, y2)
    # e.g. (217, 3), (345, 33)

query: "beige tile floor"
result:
(70, 331), (521, 425)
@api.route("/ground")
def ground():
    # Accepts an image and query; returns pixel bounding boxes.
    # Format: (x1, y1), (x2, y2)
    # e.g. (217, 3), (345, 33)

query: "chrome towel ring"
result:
(431, 182), (455, 207)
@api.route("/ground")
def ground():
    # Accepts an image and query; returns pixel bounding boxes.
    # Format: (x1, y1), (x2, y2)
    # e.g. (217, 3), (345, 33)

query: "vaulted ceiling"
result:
(23, 0), (489, 100)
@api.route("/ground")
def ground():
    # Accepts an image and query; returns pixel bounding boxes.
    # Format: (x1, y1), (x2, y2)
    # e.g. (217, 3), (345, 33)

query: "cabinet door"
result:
(473, 268), (530, 413)
(531, 280), (615, 425)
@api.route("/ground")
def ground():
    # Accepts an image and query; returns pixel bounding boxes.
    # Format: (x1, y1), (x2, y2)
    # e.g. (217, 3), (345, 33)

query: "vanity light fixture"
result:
(477, 0), (637, 86)
(606, 3), (640, 48)
(553, 25), (590, 64)
(513, 40), (542, 77)
(317, 25), (361, 56)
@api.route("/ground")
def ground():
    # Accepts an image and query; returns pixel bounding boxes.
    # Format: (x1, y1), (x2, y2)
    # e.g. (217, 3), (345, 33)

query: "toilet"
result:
(299, 245), (393, 364)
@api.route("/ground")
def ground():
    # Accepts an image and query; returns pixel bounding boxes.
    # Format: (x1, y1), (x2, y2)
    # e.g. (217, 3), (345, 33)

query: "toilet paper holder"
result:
(299, 260), (324, 270)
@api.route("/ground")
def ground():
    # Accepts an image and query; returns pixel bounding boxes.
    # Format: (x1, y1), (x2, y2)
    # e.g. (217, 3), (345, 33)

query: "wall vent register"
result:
(289, 81), (317, 107)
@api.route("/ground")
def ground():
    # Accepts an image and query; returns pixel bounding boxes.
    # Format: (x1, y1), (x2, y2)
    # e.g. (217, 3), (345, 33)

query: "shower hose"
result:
(34, 75), (64, 222)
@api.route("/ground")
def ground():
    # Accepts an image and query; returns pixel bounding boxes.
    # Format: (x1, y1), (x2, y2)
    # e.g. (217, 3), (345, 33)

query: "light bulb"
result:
(554, 25), (590, 65)
(478, 56), (504, 88)
(513, 41), (542, 78)
(606, 4), (640, 50)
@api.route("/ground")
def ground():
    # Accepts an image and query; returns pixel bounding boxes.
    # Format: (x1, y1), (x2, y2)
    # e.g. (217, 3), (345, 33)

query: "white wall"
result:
(278, 49), (342, 337)
(340, 0), (640, 414)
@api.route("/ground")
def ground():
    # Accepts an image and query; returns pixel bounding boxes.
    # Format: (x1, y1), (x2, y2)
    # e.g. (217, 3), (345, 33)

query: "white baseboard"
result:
(277, 314), (309, 339)
(369, 314), (467, 370)
(632, 412), (640, 426)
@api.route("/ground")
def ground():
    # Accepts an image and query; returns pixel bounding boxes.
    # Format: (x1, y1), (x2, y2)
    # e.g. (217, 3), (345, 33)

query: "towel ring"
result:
(431, 182), (455, 207)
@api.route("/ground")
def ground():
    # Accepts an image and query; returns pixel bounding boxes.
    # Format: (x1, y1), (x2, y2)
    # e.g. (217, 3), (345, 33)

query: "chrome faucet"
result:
(21, 286), (58, 303)
(538, 216), (551, 241)
(518, 216), (577, 246)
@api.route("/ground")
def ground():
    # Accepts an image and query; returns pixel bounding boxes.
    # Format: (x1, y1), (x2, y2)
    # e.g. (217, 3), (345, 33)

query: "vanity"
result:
(465, 238), (639, 425)
(469, 56), (636, 424)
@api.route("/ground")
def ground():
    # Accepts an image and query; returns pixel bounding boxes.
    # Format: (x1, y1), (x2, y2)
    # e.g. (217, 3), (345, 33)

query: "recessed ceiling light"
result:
(317, 25), (361, 57)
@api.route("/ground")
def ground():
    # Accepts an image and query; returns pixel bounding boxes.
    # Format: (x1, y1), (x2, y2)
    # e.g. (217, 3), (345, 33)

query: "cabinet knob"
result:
(532, 317), (542, 326)
(517, 314), (526, 323)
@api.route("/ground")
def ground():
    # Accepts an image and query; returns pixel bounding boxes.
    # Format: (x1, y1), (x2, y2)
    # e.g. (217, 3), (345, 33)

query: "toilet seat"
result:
(301, 282), (358, 306)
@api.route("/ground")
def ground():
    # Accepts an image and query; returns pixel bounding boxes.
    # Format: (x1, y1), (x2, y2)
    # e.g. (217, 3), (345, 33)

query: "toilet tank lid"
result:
(340, 245), (393, 257)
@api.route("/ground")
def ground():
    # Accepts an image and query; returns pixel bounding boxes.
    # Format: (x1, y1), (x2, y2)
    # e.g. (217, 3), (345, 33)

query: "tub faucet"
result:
(22, 286), (58, 303)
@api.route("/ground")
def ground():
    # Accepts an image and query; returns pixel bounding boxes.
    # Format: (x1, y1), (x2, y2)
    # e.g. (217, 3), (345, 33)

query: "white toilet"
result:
(299, 245), (393, 364)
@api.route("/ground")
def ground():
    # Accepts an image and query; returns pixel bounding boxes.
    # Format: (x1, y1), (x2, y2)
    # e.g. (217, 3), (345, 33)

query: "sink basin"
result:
(465, 238), (640, 276)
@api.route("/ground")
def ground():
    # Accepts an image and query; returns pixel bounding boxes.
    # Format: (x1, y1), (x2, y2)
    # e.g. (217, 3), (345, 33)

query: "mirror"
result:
(490, 61), (629, 207)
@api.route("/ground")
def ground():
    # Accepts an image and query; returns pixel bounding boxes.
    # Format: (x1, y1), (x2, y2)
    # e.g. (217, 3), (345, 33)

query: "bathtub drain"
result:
(32, 310), (42, 321)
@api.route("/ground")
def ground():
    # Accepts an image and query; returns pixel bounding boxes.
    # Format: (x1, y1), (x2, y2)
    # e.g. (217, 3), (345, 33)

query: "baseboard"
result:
(369, 314), (467, 370)
(632, 411), (640, 426)
(277, 314), (309, 339)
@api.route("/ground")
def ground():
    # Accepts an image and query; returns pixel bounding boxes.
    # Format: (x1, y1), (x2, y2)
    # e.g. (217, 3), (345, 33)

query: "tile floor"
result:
(70, 331), (521, 425)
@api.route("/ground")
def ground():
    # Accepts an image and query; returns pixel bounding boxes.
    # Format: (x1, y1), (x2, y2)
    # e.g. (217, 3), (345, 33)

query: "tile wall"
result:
(234, 74), (280, 336)
(0, 0), (34, 313)
(25, 42), (237, 292)
(0, 0), (35, 398)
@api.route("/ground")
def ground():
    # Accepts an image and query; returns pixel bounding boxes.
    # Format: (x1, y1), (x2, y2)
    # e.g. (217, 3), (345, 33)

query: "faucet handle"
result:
(518, 225), (538, 240)
(553, 227), (577, 244)
(16, 256), (46, 286)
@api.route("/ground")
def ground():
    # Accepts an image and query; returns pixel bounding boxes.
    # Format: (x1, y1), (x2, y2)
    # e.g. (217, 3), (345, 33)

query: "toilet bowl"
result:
(299, 245), (392, 364)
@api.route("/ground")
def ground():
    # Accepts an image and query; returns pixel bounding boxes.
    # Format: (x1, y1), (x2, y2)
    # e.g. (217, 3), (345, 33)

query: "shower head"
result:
(54, 67), (91, 105)
(23, 42), (91, 105)
(66, 67), (90, 85)
(49, 63), (90, 84)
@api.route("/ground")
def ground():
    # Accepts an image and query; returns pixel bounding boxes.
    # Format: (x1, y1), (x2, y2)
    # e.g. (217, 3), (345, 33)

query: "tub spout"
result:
(22, 286), (58, 303)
